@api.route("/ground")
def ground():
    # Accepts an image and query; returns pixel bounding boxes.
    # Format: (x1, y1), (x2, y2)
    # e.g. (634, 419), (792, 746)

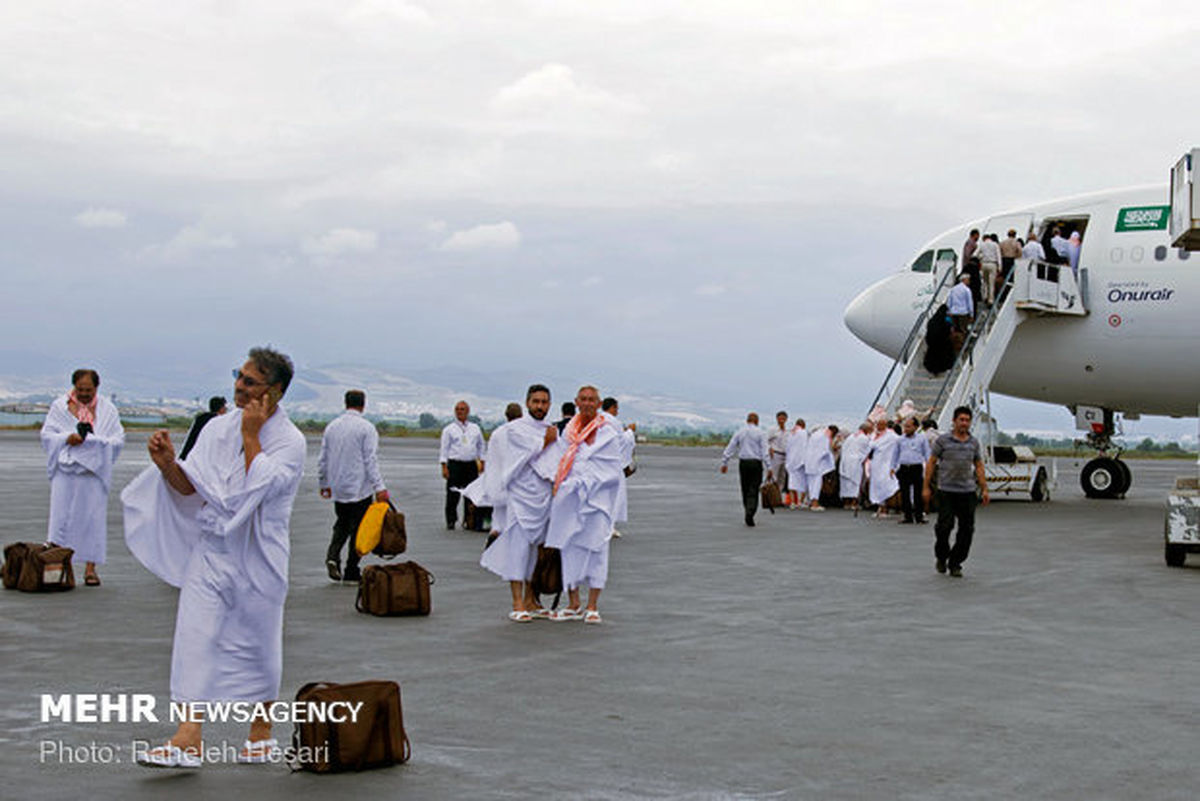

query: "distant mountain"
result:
(0, 363), (772, 431)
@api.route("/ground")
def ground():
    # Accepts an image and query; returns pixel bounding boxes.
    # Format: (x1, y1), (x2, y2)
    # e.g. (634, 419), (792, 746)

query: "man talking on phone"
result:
(123, 347), (306, 768)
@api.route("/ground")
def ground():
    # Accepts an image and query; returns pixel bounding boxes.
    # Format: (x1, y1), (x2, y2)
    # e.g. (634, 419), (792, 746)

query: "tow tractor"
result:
(975, 407), (1054, 502)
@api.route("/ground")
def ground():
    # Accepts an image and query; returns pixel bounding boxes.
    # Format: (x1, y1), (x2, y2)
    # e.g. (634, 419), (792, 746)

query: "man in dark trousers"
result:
(719, 412), (770, 527)
(439, 400), (485, 529)
(923, 405), (989, 577)
(318, 390), (388, 582)
(179, 396), (227, 460)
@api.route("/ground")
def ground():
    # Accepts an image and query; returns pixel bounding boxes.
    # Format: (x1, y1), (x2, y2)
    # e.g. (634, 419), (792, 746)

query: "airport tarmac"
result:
(1, 429), (1198, 800)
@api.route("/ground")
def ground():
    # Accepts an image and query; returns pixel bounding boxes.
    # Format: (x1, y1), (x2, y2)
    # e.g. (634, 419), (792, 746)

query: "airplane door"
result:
(983, 213), (1035, 240)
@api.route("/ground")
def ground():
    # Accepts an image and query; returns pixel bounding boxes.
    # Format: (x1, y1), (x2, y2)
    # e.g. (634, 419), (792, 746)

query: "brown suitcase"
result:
(355, 562), (434, 616)
(291, 680), (410, 773)
(761, 482), (782, 511)
(3, 542), (75, 592)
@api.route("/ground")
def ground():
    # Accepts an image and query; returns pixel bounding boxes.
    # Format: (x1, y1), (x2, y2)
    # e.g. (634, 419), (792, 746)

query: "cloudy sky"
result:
(2, 1), (1197, 434)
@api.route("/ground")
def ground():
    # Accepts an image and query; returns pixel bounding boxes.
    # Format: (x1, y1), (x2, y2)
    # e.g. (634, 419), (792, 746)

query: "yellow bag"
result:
(355, 502), (389, 556)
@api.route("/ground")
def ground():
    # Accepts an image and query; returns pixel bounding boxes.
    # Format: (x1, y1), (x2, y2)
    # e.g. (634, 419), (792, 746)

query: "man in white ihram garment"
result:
(838, 423), (873, 510)
(122, 347), (306, 769)
(785, 419), (809, 509)
(867, 416), (901, 519)
(601, 396), (636, 539)
(534, 385), (624, 624)
(40, 368), (125, 587)
(803, 425), (837, 511)
(478, 384), (558, 622)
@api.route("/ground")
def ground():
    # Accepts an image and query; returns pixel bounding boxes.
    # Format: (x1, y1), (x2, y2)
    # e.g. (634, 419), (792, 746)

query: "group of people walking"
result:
(722, 403), (988, 578)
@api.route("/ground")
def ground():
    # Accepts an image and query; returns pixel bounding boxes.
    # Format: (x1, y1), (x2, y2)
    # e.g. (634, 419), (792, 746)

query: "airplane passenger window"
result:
(1109, 247), (1123, 263)
(1130, 246), (1144, 262)
(1154, 245), (1167, 261)
(1180, 249), (1191, 261)
(910, 250), (934, 272)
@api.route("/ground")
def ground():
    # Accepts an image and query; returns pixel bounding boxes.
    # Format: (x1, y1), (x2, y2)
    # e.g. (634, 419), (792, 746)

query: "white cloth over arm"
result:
(41, 395), (124, 564)
(122, 407), (305, 702)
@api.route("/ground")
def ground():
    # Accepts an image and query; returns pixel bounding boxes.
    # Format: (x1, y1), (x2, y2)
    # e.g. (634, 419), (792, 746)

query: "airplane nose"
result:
(843, 285), (876, 345)
(843, 274), (916, 358)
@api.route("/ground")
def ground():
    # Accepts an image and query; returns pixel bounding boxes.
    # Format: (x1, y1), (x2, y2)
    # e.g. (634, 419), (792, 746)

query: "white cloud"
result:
(438, 221), (521, 253)
(582, 276), (603, 287)
(301, 227), (379, 257)
(424, 219), (447, 234)
(695, 284), (726, 296)
(73, 207), (127, 228)
(490, 63), (642, 126)
(144, 225), (236, 261)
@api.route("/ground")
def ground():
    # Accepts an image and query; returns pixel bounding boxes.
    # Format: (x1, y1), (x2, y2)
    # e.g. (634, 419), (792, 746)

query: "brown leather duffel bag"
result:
(355, 561), (434, 616)
(291, 680), (411, 773)
(3, 542), (75, 592)
(374, 504), (407, 558)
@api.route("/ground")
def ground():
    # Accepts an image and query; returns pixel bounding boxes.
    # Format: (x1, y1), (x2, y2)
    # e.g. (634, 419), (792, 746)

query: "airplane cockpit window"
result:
(1155, 245), (1167, 261)
(936, 248), (956, 269)
(910, 250), (934, 273)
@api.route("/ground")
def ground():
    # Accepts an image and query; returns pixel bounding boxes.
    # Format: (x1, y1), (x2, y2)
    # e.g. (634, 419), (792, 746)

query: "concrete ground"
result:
(1, 429), (1198, 800)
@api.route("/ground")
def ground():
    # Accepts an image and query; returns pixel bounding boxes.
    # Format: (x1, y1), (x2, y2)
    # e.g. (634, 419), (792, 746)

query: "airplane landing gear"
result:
(1080, 457), (1130, 499)
(1078, 415), (1131, 499)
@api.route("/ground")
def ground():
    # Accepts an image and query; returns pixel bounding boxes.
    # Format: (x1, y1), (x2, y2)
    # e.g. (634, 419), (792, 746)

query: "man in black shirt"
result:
(179, 396), (227, 460)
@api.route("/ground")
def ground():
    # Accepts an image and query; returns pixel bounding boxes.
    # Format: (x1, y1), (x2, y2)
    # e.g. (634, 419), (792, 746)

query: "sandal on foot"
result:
(236, 738), (279, 764)
(84, 574), (101, 586)
(584, 610), (602, 625)
(552, 607), (584, 622)
(137, 743), (202, 769)
(508, 610), (532, 622)
(527, 607), (552, 620)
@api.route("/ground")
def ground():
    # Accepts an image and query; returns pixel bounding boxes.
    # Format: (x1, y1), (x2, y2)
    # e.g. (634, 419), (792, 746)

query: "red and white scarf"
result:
(553, 413), (606, 493)
(68, 389), (97, 425)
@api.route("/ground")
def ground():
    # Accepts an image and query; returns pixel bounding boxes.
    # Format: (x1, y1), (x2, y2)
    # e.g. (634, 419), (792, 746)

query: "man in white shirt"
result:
(976, 233), (1002, 306)
(318, 390), (388, 583)
(946, 272), (974, 335)
(767, 410), (789, 493)
(720, 412), (770, 527)
(1022, 232), (1046, 261)
(440, 400), (485, 530)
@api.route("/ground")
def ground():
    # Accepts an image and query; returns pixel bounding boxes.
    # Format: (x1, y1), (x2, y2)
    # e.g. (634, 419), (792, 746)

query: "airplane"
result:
(843, 182), (1199, 500)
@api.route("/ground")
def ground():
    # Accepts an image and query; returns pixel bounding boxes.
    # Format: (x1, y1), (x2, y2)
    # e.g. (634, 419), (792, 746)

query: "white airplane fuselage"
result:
(844, 185), (1200, 418)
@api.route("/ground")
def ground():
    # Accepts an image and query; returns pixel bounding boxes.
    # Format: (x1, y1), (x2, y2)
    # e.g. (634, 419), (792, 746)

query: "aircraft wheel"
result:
(1081, 458), (1121, 499)
(1030, 468), (1049, 502)
(1165, 543), (1187, 568)
(1114, 460), (1132, 497)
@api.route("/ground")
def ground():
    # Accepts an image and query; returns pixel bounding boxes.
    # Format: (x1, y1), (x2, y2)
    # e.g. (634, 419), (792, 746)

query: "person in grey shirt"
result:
(720, 412), (770, 527)
(922, 405), (989, 577)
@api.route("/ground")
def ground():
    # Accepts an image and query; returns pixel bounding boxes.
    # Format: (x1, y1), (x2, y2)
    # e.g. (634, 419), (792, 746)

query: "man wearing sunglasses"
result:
(124, 347), (306, 768)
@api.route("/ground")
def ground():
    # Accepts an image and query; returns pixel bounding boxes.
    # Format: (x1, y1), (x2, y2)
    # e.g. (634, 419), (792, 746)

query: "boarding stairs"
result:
(866, 259), (1087, 432)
